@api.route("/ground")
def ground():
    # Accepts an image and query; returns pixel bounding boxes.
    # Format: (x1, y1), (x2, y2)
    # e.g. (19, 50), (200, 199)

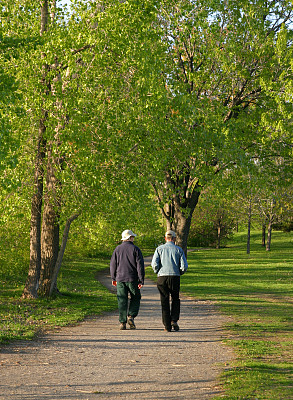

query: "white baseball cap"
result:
(165, 229), (176, 238)
(121, 229), (137, 241)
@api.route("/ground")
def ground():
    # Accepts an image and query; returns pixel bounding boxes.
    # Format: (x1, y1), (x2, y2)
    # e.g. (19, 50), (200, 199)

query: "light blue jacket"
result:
(151, 241), (188, 277)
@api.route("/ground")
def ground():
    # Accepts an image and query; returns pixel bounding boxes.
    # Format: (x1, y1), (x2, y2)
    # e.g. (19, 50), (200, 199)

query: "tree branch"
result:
(49, 213), (81, 296)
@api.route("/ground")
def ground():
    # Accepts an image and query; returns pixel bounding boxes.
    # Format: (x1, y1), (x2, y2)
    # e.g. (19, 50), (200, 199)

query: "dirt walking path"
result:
(0, 259), (234, 400)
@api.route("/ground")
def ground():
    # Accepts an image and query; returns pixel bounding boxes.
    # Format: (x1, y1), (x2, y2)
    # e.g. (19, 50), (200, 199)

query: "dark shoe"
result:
(171, 321), (179, 331)
(164, 326), (172, 332)
(120, 323), (126, 330)
(127, 316), (136, 330)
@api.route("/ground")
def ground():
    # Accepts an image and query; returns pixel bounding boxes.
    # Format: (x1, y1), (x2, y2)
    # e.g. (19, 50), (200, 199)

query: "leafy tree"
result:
(1, 1), (93, 297)
(223, 149), (292, 252)
(2, 0), (164, 297)
(2, 0), (292, 298)
(256, 179), (293, 251)
(117, 0), (293, 255)
(65, 0), (293, 257)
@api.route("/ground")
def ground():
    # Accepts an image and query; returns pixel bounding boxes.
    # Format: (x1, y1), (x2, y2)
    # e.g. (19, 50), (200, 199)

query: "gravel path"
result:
(0, 260), (234, 400)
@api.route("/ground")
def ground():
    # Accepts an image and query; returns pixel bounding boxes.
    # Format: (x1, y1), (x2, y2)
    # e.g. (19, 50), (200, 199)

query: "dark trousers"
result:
(157, 276), (180, 330)
(116, 281), (141, 323)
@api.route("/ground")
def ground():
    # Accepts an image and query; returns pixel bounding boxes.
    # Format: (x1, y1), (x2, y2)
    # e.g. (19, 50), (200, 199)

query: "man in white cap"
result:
(151, 230), (188, 332)
(110, 229), (145, 330)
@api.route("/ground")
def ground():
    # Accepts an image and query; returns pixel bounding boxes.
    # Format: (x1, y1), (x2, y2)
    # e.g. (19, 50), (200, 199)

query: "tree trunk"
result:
(247, 197), (252, 254)
(217, 225), (221, 249)
(266, 219), (273, 251)
(262, 223), (266, 247)
(266, 199), (276, 251)
(173, 204), (193, 257)
(22, 128), (46, 298)
(38, 144), (60, 296)
(38, 205), (59, 296)
(37, 0), (66, 297)
(40, 0), (49, 35)
(22, 0), (50, 298)
(49, 213), (80, 296)
(153, 168), (201, 257)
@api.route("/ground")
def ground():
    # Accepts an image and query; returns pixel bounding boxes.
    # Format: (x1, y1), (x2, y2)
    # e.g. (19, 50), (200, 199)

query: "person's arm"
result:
(179, 250), (188, 275)
(151, 248), (161, 274)
(110, 250), (117, 283)
(136, 247), (145, 285)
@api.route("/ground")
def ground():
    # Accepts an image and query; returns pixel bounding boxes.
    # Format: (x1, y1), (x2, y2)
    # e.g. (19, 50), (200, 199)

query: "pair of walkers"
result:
(110, 229), (188, 331)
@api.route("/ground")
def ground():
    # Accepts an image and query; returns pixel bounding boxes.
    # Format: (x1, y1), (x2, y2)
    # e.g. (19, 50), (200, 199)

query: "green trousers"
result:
(116, 281), (141, 323)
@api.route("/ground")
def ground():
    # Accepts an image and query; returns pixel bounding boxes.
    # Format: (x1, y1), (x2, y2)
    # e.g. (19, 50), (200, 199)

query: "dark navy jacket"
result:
(110, 241), (145, 284)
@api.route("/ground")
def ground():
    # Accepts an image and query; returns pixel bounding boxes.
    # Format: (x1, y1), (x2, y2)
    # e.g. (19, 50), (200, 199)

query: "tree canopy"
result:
(0, 0), (292, 295)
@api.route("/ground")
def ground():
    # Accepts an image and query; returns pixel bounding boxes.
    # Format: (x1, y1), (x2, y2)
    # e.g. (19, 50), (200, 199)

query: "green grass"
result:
(166, 230), (292, 400)
(0, 257), (117, 344)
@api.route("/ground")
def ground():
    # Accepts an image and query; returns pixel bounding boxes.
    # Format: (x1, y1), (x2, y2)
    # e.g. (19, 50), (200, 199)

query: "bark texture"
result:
(38, 143), (61, 297)
(153, 166), (201, 256)
(22, 130), (46, 298)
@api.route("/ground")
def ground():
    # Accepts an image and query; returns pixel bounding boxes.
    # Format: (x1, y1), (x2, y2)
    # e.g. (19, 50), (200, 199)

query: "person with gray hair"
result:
(151, 230), (188, 332)
(110, 229), (145, 330)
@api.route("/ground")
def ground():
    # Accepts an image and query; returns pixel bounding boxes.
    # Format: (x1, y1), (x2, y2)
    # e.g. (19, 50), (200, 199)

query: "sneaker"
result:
(171, 321), (179, 331)
(120, 323), (126, 330)
(127, 316), (136, 330)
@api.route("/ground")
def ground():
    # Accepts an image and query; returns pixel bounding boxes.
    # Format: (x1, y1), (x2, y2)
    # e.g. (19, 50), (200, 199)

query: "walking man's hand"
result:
(112, 280), (117, 287)
(138, 284), (143, 289)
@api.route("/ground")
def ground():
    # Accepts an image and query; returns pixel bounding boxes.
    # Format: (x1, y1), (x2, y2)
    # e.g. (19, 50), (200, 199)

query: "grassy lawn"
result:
(179, 230), (293, 400)
(1, 230), (292, 399)
(0, 257), (117, 344)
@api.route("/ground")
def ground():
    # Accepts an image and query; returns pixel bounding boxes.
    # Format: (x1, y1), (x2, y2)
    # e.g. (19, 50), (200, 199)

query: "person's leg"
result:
(116, 282), (128, 324)
(127, 281), (141, 319)
(169, 276), (181, 323)
(157, 276), (171, 330)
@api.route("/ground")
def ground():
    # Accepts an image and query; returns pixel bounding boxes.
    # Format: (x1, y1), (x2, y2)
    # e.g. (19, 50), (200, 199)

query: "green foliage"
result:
(274, 219), (293, 232)
(188, 186), (236, 247)
(93, 0), (293, 248)
(0, 0), (292, 308)
(65, 208), (163, 259)
(0, 0), (165, 283)
(188, 205), (234, 248)
(0, 210), (30, 281)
